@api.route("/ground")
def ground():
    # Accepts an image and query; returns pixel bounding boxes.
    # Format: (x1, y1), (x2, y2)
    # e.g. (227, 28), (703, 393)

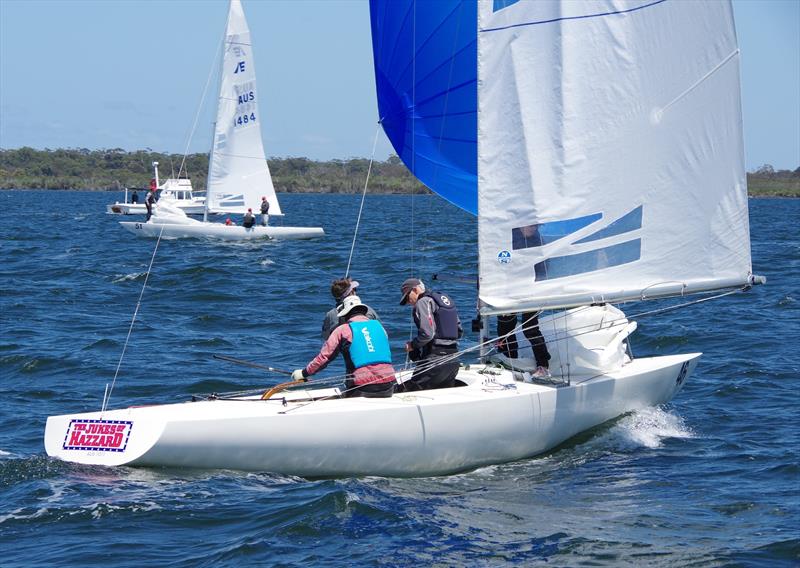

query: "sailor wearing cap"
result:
(398, 278), (463, 391)
(293, 295), (396, 398)
(260, 196), (270, 226)
(321, 277), (380, 341)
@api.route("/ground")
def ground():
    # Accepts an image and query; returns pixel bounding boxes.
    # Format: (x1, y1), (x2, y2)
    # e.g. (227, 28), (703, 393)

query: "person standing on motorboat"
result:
(243, 208), (256, 228)
(321, 277), (380, 341)
(260, 196), (270, 226)
(292, 295), (396, 398)
(130, 190), (139, 204)
(145, 186), (156, 221)
(496, 312), (551, 379)
(399, 278), (462, 391)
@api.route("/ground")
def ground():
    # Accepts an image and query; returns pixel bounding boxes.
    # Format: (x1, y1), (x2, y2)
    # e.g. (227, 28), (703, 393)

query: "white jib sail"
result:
(207, 0), (282, 216)
(477, 0), (752, 314)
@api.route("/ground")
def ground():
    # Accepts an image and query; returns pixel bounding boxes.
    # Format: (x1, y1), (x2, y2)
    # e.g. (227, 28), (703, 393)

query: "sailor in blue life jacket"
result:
(398, 278), (463, 392)
(321, 277), (380, 341)
(293, 295), (396, 398)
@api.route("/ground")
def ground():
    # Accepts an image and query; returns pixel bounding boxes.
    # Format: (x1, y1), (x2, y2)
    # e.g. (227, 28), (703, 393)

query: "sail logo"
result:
(234, 61), (246, 74)
(492, 0), (520, 12)
(511, 206), (643, 281)
(498, 250), (511, 264)
(62, 419), (133, 453)
(361, 326), (376, 353)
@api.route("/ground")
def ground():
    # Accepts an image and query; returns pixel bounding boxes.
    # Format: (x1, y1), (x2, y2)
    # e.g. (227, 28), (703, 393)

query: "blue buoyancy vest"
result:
(426, 291), (460, 341)
(348, 320), (393, 368)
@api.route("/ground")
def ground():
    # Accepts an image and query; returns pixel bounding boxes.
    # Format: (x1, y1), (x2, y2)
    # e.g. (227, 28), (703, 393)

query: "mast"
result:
(203, 125), (215, 223)
(203, 1), (231, 224)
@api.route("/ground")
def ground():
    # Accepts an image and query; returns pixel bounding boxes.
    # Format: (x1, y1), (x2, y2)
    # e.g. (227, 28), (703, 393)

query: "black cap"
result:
(399, 278), (421, 305)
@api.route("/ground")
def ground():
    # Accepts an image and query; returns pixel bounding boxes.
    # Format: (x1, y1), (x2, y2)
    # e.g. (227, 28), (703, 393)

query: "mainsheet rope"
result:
(102, 226), (165, 414)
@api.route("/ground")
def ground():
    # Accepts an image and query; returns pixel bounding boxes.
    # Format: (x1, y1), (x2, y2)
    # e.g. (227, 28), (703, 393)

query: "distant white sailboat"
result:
(106, 161), (206, 216)
(45, 0), (762, 476)
(120, 0), (323, 241)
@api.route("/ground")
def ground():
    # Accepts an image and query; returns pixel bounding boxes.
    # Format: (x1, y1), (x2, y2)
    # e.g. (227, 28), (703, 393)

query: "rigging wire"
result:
(406, 1), (418, 362)
(176, 25), (226, 181)
(345, 124), (382, 278)
(102, 226), (166, 414)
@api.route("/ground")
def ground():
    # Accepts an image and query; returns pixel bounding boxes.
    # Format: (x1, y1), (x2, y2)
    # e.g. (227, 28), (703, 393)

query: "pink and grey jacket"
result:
(303, 314), (396, 386)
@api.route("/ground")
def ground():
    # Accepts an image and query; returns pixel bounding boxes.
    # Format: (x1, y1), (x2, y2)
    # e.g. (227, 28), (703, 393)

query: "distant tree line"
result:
(0, 148), (797, 196)
(746, 164), (800, 197)
(0, 147), (428, 194)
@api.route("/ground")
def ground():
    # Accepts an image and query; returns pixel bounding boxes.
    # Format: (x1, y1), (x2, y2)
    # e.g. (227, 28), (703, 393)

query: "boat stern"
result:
(44, 409), (166, 467)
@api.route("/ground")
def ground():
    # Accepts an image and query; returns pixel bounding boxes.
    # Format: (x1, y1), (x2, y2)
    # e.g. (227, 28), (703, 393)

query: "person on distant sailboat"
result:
(399, 278), (462, 391)
(243, 208), (256, 228)
(292, 295), (396, 398)
(145, 187), (156, 221)
(322, 278), (380, 341)
(260, 196), (270, 226)
(496, 312), (551, 379)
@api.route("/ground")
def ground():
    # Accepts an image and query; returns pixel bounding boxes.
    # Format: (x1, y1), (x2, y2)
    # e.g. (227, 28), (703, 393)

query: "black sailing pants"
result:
(401, 346), (460, 392)
(497, 312), (551, 368)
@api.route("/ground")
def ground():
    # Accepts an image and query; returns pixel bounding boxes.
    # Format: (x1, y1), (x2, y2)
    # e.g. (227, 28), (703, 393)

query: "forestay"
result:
(477, 0), (752, 313)
(207, 0), (282, 216)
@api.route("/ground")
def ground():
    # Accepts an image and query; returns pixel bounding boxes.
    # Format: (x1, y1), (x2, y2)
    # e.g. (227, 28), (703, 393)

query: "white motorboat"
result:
(119, 0), (322, 240)
(107, 163), (206, 216)
(46, 0), (761, 475)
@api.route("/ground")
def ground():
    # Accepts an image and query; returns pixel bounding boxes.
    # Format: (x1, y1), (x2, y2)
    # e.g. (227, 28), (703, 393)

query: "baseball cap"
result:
(335, 279), (360, 302)
(399, 278), (422, 305)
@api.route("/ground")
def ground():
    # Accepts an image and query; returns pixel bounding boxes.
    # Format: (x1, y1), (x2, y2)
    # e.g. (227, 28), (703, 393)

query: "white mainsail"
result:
(207, 0), (282, 216)
(477, 0), (752, 313)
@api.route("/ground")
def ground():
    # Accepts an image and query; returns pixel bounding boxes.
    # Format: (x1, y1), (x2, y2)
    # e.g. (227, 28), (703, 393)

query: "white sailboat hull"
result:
(119, 220), (324, 241)
(44, 353), (698, 477)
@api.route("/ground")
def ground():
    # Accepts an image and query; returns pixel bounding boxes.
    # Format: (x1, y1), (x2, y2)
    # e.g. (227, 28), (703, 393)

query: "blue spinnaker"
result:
(369, 0), (477, 215)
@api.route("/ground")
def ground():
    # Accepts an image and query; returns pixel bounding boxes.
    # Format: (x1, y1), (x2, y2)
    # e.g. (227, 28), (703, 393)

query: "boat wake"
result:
(609, 406), (695, 449)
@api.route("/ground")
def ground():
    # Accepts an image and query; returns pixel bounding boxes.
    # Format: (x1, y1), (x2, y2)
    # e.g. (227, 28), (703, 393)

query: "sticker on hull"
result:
(62, 419), (133, 452)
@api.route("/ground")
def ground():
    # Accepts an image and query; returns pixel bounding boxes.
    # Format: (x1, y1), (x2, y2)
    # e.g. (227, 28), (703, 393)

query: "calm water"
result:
(1, 190), (798, 566)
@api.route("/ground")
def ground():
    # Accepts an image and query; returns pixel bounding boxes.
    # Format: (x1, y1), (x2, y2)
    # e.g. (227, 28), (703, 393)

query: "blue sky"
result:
(0, 0), (797, 170)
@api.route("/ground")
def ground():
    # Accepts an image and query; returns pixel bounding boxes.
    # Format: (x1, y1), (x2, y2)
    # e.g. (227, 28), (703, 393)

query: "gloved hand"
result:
(291, 369), (307, 382)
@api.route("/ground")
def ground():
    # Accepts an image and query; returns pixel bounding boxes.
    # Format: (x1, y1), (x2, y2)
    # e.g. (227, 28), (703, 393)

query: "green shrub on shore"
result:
(0, 148), (797, 197)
